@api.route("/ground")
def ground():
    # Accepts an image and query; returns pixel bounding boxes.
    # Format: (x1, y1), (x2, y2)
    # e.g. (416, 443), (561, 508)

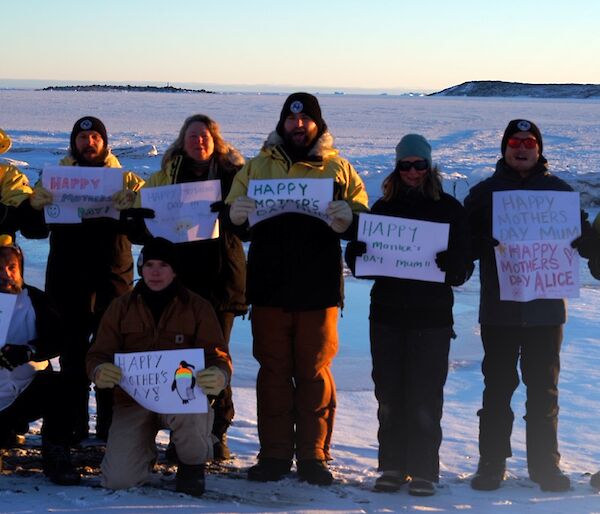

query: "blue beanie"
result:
(395, 134), (432, 168)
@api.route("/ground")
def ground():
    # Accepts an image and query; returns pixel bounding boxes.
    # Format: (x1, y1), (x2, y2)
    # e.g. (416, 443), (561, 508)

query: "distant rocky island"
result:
(429, 80), (600, 99)
(40, 84), (216, 94)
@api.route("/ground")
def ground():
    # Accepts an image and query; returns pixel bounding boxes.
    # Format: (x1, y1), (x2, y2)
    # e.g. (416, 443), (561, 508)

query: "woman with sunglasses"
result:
(464, 119), (594, 493)
(345, 134), (472, 496)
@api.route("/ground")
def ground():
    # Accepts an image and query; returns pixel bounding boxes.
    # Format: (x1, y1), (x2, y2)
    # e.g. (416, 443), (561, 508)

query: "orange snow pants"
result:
(251, 306), (339, 461)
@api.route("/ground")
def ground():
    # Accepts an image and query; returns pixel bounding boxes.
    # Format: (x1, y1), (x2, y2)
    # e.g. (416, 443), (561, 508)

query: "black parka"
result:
(464, 158), (581, 326)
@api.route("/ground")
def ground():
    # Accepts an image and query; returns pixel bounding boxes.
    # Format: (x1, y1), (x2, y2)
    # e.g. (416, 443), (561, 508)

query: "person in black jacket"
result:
(346, 134), (472, 496)
(21, 116), (144, 443)
(0, 235), (80, 485)
(128, 114), (247, 460)
(465, 119), (594, 493)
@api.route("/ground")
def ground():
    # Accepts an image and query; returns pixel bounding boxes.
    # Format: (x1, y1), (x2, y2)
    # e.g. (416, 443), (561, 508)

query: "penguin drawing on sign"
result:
(171, 361), (196, 404)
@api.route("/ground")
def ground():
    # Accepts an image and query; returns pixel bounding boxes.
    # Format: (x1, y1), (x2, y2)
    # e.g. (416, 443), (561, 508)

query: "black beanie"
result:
(70, 116), (108, 152)
(501, 119), (543, 156)
(276, 92), (326, 138)
(137, 237), (179, 274)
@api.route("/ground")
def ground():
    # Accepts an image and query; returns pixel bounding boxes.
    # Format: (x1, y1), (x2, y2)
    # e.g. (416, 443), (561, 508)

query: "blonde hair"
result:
(161, 114), (235, 170)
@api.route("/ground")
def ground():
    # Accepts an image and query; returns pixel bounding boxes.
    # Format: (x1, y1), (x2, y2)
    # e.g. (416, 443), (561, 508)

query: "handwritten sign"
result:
(0, 293), (18, 346)
(141, 181), (221, 243)
(115, 349), (207, 414)
(354, 213), (449, 282)
(492, 190), (581, 301)
(42, 166), (123, 223)
(247, 178), (333, 226)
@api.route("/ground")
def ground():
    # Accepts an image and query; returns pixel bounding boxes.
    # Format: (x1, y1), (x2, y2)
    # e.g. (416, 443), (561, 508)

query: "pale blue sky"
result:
(3, 0), (600, 92)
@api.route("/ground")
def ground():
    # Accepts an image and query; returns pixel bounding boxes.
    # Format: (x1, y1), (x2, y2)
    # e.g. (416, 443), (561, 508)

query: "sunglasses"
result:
(507, 137), (538, 149)
(397, 160), (429, 172)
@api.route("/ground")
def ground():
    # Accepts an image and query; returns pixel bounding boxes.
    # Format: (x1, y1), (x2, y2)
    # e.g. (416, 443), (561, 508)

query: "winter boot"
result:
(590, 471), (600, 490)
(374, 470), (410, 492)
(409, 477), (436, 496)
(529, 465), (570, 492)
(247, 458), (292, 482)
(213, 433), (231, 461)
(175, 463), (205, 497)
(470, 459), (506, 491)
(41, 442), (81, 486)
(297, 459), (334, 486)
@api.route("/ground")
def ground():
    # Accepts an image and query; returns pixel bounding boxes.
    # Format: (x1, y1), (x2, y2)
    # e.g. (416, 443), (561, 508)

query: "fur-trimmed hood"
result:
(262, 131), (338, 160)
(221, 146), (245, 169)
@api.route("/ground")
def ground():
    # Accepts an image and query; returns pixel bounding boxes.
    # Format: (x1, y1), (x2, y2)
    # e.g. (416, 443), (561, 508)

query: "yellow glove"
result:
(30, 186), (53, 210)
(229, 196), (256, 226)
(94, 363), (122, 389)
(327, 200), (353, 233)
(196, 366), (227, 396)
(112, 190), (136, 211)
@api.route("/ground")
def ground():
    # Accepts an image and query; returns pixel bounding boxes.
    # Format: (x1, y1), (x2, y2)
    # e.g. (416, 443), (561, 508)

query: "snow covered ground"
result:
(1, 90), (600, 513)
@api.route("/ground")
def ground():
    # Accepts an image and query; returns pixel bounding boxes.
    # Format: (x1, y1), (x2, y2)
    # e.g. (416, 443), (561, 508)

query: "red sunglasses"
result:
(507, 137), (538, 149)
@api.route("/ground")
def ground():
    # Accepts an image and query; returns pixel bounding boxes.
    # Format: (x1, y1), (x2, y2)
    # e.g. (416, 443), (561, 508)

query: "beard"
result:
(74, 145), (108, 166)
(283, 128), (315, 150)
(0, 278), (23, 294)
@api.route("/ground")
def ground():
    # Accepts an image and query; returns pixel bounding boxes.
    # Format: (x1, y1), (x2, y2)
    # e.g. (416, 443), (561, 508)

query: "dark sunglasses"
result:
(507, 137), (538, 149)
(397, 160), (429, 172)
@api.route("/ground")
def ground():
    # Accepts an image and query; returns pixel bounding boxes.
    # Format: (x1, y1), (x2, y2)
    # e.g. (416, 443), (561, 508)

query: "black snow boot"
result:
(247, 458), (292, 482)
(470, 459), (506, 491)
(529, 465), (570, 492)
(176, 463), (205, 497)
(297, 459), (334, 486)
(42, 442), (81, 485)
(213, 433), (231, 461)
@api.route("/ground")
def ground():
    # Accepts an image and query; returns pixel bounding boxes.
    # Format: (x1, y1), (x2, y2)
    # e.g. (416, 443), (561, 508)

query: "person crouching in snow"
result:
(86, 237), (231, 497)
(0, 234), (80, 485)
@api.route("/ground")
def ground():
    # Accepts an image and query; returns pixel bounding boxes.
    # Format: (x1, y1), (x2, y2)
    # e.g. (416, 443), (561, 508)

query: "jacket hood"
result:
(221, 146), (245, 168)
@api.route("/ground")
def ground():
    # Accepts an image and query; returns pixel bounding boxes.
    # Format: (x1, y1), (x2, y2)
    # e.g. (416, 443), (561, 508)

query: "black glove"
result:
(210, 201), (225, 213)
(120, 208), (156, 221)
(471, 236), (499, 260)
(571, 233), (600, 260)
(345, 241), (367, 259)
(0, 344), (34, 371)
(344, 241), (367, 276)
(435, 250), (471, 286)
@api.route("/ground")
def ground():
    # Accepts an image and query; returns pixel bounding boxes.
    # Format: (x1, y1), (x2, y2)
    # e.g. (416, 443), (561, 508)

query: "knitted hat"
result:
(137, 237), (178, 273)
(0, 234), (24, 270)
(70, 116), (108, 152)
(276, 92), (326, 138)
(395, 134), (432, 169)
(501, 119), (543, 156)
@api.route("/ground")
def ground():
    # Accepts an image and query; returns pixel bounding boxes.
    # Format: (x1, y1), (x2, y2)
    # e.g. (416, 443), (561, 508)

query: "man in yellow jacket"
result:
(226, 93), (369, 485)
(26, 116), (144, 443)
(0, 129), (33, 236)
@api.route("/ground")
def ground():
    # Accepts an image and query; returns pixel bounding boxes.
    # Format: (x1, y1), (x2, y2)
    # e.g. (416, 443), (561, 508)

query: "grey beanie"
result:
(395, 134), (432, 168)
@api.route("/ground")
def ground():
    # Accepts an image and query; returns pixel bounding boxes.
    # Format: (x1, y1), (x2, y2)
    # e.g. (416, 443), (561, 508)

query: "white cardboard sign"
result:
(42, 166), (123, 223)
(355, 212), (449, 282)
(0, 293), (18, 347)
(115, 349), (207, 414)
(247, 178), (333, 226)
(141, 181), (221, 242)
(492, 190), (581, 301)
